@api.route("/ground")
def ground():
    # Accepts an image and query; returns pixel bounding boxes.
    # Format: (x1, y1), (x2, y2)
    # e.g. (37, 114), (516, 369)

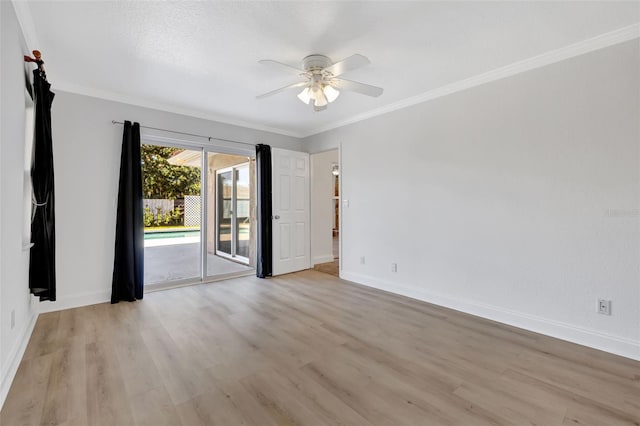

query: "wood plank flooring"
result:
(312, 261), (339, 277)
(1, 270), (639, 425)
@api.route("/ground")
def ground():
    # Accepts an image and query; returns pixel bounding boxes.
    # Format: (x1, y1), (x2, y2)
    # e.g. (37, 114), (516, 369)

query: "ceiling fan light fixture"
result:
(314, 91), (328, 107)
(323, 85), (340, 103)
(309, 85), (328, 107)
(297, 87), (311, 104)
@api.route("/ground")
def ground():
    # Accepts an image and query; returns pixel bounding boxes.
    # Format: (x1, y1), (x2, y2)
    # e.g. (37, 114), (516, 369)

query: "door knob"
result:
(274, 215), (280, 219)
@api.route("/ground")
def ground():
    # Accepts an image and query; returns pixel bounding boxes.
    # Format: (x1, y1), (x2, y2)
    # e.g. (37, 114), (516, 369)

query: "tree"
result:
(141, 145), (201, 199)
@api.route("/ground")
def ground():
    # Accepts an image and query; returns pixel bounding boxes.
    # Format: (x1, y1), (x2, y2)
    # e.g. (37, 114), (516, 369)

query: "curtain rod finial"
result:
(24, 50), (43, 63)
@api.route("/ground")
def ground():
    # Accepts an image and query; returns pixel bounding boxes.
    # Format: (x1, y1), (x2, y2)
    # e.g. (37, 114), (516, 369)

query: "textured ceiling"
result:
(18, 1), (640, 137)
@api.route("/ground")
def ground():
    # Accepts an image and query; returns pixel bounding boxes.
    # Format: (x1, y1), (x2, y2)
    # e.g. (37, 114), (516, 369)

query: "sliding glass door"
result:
(205, 153), (254, 280)
(142, 140), (255, 288)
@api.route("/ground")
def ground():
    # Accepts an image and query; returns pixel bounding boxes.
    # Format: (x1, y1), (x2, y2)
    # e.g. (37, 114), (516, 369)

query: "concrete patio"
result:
(144, 241), (253, 284)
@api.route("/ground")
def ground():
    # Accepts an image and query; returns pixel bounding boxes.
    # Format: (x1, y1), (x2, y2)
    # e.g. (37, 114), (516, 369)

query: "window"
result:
(22, 88), (34, 250)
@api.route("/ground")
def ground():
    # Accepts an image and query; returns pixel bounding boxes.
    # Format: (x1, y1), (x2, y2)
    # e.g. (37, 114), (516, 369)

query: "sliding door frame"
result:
(141, 133), (256, 291)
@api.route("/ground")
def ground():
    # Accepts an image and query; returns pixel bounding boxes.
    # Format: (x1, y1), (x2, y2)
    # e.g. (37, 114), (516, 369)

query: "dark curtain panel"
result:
(255, 144), (273, 278)
(29, 69), (56, 301)
(111, 121), (144, 303)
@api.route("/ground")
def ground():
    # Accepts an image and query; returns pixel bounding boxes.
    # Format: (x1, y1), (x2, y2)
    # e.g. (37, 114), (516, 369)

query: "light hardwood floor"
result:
(1, 270), (639, 425)
(312, 261), (339, 277)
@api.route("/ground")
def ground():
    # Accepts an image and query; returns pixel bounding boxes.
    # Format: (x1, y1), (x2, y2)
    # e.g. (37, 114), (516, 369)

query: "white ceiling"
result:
(17, 1), (640, 137)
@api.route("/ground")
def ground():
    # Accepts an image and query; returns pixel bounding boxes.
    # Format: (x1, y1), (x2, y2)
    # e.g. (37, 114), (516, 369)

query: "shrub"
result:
(143, 206), (184, 228)
(143, 207), (154, 227)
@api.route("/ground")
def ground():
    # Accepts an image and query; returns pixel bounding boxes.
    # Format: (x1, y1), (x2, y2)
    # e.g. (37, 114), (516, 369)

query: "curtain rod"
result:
(24, 50), (48, 82)
(110, 120), (256, 147)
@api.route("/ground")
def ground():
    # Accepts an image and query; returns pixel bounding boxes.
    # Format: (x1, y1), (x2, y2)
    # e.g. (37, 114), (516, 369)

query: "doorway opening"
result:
(332, 162), (340, 261)
(310, 149), (339, 277)
(142, 143), (254, 288)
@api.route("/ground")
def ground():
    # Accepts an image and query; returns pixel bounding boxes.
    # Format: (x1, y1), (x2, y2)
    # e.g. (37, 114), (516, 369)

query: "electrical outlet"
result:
(11, 310), (15, 329)
(391, 263), (397, 272)
(597, 299), (612, 316)
(360, 256), (365, 265)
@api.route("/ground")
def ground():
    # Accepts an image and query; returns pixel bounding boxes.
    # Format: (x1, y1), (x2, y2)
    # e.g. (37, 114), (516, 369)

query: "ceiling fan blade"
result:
(259, 59), (307, 76)
(330, 78), (383, 97)
(324, 54), (370, 77)
(256, 81), (308, 100)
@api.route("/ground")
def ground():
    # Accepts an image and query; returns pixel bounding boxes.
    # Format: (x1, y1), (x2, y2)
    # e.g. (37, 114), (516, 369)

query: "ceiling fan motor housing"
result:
(302, 54), (333, 73)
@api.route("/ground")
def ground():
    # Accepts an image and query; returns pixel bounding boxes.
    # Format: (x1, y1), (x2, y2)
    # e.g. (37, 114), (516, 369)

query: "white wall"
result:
(311, 149), (339, 265)
(48, 92), (304, 312)
(0, 1), (39, 407)
(304, 40), (640, 360)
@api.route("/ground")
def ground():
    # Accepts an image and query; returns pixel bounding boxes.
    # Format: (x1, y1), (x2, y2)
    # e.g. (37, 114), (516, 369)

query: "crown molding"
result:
(52, 81), (304, 138)
(302, 23), (640, 138)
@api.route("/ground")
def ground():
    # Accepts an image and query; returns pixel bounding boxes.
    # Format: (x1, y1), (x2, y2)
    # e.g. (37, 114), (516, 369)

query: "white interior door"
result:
(272, 148), (310, 275)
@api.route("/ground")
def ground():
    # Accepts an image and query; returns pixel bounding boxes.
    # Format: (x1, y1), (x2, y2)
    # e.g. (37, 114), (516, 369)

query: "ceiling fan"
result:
(256, 54), (383, 112)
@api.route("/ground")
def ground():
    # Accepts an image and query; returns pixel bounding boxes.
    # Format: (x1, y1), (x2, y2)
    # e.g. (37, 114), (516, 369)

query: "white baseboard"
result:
(38, 290), (111, 314)
(0, 309), (38, 410)
(312, 255), (335, 266)
(340, 271), (640, 361)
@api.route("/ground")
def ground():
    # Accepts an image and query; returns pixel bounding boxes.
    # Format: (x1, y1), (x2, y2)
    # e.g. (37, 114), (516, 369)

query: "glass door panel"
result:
(217, 170), (233, 257)
(206, 153), (254, 278)
(235, 164), (251, 260)
(142, 144), (202, 285)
